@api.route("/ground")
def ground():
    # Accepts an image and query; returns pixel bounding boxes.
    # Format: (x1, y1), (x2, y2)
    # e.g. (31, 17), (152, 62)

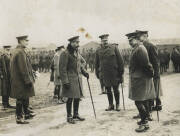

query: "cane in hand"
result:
(121, 83), (126, 110)
(156, 78), (160, 122)
(87, 78), (97, 119)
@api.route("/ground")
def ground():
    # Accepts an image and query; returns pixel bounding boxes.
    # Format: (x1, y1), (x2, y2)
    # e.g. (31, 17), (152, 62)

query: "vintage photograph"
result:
(0, 0), (180, 136)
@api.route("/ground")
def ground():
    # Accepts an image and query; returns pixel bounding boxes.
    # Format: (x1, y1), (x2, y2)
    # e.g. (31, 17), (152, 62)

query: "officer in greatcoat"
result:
(53, 46), (65, 104)
(10, 36), (35, 124)
(59, 36), (89, 124)
(0, 45), (15, 109)
(95, 34), (124, 111)
(136, 30), (163, 111)
(126, 32), (156, 132)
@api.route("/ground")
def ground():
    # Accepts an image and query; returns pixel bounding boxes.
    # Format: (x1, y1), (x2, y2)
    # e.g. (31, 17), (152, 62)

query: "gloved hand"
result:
(84, 72), (89, 79)
(25, 82), (33, 88)
(63, 83), (70, 89)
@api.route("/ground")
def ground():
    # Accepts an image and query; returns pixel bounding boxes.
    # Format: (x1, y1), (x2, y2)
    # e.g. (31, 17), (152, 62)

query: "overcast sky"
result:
(0, 0), (180, 46)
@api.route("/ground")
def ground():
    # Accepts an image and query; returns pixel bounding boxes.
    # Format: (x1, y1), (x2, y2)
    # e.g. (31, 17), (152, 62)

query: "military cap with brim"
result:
(16, 35), (29, 41)
(68, 36), (79, 42)
(135, 30), (148, 35)
(112, 43), (119, 46)
(125, 32), (138, 40)
(99, 34), (109, 39)
(3, 45), (11, 48)
(57, 45), (65, 50)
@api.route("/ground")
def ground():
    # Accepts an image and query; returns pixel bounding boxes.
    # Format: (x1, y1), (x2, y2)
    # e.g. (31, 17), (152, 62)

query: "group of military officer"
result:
(0, 36), (36, 124)
(0, 30), (165, 133)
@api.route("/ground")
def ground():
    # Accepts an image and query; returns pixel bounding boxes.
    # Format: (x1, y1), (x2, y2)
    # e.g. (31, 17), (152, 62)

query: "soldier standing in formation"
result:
(126, 32), (156, 132)
(136, 30), (163, 112)
(0, 46), (15, 109)
(59, 36), (89, 124)
(171, 46), (180, 72)
(95, 34), (124, 111)
(10, 36), (35, 124)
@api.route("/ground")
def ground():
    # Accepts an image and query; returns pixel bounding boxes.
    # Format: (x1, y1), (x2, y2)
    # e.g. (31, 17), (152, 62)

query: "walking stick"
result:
(156, 78), (160, 122)
(121, 83), (126, 110)
(87, 79), (97, 119)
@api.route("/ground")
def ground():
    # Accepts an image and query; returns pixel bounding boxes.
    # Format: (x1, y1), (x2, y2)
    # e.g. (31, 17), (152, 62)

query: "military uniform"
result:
(0, 46), (14, 109)
(95, 34), (124, 111)
(59, 36), (89, 124)
(171, 47), (180, 73)
(126, 32), (156, 132)
(136, 30), (163, 111)
(53, 46), (65, 102)
(10, 36), (35, 124)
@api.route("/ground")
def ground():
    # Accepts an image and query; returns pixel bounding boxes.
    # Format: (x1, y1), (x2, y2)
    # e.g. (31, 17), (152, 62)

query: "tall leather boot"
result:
(105, 90), (114, 111)
(23, 99), (35, 120)
(16, 99), (29, 124)
(114, 92), (120, 111)
(66, 98), (75, 124)
(144, 100), (153, 121)
(73, 99), (85, 121)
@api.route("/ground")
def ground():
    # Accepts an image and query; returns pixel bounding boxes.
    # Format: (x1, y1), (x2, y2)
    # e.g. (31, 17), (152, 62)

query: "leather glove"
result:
(84, 72), (89, 79)
(63, 83), (70, 89)
(25, 82), (33, 88)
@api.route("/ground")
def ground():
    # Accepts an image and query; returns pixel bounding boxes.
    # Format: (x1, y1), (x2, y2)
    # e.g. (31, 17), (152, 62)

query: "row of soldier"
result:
(81, 46), (180, 75)
(29, 50), (54, 72)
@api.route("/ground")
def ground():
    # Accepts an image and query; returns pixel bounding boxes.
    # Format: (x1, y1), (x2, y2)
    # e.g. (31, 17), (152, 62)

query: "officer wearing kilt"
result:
(59, 36), (89, 124)
(95, 34), (124, 111)
(10, 36), (35, 124)
(126, 32), (156, 132)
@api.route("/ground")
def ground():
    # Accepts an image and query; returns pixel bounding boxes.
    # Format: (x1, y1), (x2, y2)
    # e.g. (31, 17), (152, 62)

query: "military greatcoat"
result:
(10, 45), (35, 99)
(95, 45), (124, 87)
(129, 45), (156, 101)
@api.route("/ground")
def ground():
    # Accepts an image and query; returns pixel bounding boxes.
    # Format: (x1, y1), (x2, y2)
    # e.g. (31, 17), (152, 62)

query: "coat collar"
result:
(16, 44), (26, 49)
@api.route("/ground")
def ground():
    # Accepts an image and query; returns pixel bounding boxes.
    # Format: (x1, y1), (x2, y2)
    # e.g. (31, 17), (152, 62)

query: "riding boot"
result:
(105, 91), (114, 111)
(66, 98), (75, 124)
(114, 92), (120, 111)
(73, 99), (85, 121)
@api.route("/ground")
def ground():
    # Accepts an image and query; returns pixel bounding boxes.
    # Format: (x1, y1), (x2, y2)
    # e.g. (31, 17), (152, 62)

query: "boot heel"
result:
(67, 117), (76, 124)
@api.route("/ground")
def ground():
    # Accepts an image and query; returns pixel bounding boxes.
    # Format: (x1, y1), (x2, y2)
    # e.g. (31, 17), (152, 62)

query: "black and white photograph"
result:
(0, 0), (180, 135)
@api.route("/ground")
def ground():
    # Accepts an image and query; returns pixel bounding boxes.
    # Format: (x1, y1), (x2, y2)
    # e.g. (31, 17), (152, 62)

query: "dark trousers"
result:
(66, 98), (80, 117)
(105, 85), (120, 105)
(54, 85), (61, 100)
(16, 98), (29, 117)
(2, 95), (9, 106)
(135, 100), (149, 123)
